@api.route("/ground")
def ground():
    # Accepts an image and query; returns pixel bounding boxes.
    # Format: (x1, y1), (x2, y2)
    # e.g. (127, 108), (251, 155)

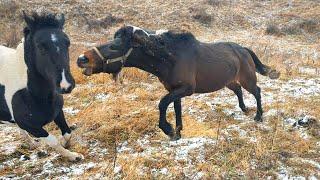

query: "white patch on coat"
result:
(51, 34), (58, 42)
(60, 69), (71, 90)
(155, 29), (168, 35)
(56, 46), (60, 53)
(129, 25), (150, 37)
(0, 40), (28, 121)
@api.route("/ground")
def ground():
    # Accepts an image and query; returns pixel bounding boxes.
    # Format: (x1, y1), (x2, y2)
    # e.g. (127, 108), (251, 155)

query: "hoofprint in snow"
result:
(0, 75), (319, 179)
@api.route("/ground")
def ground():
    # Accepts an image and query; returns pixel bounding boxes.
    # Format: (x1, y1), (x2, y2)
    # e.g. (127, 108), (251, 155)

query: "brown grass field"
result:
(0, 0), (319, 179)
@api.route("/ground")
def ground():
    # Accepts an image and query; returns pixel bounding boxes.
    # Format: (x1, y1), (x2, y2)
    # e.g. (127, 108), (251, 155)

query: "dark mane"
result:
(161, 30), (196, 47)
(25, 12), (63, 30)
(141, 30), (197, 61)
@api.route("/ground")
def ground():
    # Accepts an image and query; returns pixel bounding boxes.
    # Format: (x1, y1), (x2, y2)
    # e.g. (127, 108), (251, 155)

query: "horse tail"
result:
(244, 47), (280, 79)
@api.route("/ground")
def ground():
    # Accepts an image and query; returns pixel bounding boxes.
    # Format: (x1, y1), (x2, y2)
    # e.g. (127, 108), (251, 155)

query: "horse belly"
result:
(195, 61), (238, 93)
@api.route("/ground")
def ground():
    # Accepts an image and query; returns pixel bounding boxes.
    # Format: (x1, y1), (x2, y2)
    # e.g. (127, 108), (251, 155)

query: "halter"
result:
(92, 47), (133, 65)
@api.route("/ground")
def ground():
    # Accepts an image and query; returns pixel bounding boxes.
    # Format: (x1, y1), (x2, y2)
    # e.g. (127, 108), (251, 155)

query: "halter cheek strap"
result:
(92, 47), (133, 65)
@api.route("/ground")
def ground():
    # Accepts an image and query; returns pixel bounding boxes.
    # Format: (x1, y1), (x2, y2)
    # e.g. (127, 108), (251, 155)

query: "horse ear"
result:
(22, 11), (34, 28)
(23, 27), (30, 37)
(57, 13), (65, 28)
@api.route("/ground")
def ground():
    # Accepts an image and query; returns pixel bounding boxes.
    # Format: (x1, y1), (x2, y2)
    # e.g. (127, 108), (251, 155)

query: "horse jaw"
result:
(83, 68), (93, 76)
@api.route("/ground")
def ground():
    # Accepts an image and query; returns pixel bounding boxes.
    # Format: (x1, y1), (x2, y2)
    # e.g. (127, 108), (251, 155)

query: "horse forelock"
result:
(26, 12), (63, 30)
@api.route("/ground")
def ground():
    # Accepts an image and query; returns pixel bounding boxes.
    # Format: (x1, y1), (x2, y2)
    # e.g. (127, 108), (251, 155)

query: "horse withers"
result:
(77, 25), (280, 140)
(0, 12), (82, 161)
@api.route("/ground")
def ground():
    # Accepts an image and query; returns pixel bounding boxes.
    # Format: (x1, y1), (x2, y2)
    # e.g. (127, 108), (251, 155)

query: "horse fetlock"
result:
(159, 121), (174, 136)
(61, 133), (72, 148)
(254, 113), (263, 122)
(169, 133), (181, 141)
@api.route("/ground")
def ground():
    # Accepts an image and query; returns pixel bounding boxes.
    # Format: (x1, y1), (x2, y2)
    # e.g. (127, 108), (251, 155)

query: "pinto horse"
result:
(0, 12), (83, 161)
(77, 25), (280, 140)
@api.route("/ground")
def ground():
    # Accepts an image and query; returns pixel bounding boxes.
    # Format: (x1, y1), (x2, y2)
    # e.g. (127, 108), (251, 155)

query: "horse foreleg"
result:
(54, 110), (72, 148)
(158, 85), (193, 140)
(174, 99), (182, 139)
(33, 128), (83, 161)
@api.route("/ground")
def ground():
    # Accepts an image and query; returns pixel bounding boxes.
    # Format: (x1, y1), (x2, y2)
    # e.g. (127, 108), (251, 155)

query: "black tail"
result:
(244, 47), (280, 79)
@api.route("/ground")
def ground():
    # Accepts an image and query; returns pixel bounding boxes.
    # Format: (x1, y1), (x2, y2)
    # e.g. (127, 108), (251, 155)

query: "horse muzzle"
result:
(77, 55), (93, 76)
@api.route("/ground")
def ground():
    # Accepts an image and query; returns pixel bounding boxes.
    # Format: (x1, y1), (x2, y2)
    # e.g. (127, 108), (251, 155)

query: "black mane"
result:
(24, 12), (63, 30)
(141, 30), (197, 62)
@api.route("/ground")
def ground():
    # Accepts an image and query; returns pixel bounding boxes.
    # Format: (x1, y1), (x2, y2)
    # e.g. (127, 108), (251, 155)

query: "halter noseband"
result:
(92, 47), (133, 65)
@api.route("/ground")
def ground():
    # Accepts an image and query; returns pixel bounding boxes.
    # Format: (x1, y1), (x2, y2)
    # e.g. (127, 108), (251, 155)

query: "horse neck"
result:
(24, 38), (56, 102)
(124, 49), (172, 80)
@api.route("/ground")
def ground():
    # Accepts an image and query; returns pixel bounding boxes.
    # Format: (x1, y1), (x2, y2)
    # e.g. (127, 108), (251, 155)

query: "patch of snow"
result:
(95, 93), (110, 101)
(63, 107), (80, 116)
(114, 165), (122, 174)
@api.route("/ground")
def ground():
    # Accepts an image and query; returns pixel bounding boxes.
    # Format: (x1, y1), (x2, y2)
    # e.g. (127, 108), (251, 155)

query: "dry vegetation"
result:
(0, 0), (319, 179)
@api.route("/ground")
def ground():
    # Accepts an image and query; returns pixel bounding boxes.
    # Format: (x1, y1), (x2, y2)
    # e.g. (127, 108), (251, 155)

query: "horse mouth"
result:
(82, 68), (93, 76)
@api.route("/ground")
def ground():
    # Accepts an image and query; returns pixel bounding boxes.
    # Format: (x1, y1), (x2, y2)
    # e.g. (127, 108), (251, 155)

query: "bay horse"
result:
(77, 25), (280, 140)
(0, 12), (83, 161)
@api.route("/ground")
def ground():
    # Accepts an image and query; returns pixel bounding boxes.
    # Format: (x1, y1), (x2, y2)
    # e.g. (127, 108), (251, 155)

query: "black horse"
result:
(0, 12), (82, 161)
(77, 25), (280, 140)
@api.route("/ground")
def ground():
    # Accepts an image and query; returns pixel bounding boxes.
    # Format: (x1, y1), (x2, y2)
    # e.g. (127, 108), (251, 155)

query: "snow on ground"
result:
(0, 76), (319, 179)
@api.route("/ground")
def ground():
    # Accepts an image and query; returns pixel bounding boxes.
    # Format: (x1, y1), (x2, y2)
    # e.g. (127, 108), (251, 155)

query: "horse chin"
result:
(82, 68), (93, 76)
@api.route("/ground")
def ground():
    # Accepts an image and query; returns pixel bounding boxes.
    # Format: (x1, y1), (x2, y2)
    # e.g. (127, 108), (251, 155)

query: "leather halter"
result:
(92, 47), (133, 65)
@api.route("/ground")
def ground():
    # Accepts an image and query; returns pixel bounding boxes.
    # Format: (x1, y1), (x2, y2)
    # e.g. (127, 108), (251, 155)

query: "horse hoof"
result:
(254, 116), (263, 122)
(169, 133), (181, 141)
(242, 107), (249, 113)
(68, 152), (84, 162)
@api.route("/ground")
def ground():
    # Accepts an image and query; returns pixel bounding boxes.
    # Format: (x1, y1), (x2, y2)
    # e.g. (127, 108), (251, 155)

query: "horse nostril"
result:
(77, 55), (89, 65)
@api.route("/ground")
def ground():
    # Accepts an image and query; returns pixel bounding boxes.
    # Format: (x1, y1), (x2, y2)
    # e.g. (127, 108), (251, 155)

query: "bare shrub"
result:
(265, 24), (281, 36)
(190, 7), (213, 25)
(0, 0), (19, 19)
(207, 0), (224, 6)
(86, 14), (124, 30)
(1, 25), (21, 48)
(298, 19), (319, 33)
(282, 25), (302, 35)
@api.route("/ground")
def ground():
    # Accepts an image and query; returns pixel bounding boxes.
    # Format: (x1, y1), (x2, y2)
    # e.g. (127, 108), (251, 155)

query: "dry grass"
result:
(0, 0), (319, 179)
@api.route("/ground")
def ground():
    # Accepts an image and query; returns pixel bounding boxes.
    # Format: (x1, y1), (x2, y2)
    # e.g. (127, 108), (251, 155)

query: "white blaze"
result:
(51, 34), (58, 42)
(60, 69), (71, 90)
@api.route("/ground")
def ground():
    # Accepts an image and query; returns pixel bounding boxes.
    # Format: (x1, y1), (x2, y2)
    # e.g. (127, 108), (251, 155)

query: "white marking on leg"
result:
(56, 46), (60, 53)
(129, 25), (150, 36)
(42, 134), (84, 161)
(51, 34), (58, 42)
(61, 132), (71, 147)
(60, 69), (71, 90)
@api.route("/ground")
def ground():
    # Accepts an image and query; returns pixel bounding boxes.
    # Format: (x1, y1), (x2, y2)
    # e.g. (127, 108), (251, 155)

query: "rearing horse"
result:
(77, 25), (280, 140)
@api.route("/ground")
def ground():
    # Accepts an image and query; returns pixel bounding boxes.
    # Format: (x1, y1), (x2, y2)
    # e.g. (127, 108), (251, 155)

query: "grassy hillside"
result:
(0, 0), (319, 179)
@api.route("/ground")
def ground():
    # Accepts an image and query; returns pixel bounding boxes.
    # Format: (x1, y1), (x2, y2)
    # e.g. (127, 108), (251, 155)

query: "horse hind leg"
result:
(227, 82), (248, 113)
(241, 82), (263, 122)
